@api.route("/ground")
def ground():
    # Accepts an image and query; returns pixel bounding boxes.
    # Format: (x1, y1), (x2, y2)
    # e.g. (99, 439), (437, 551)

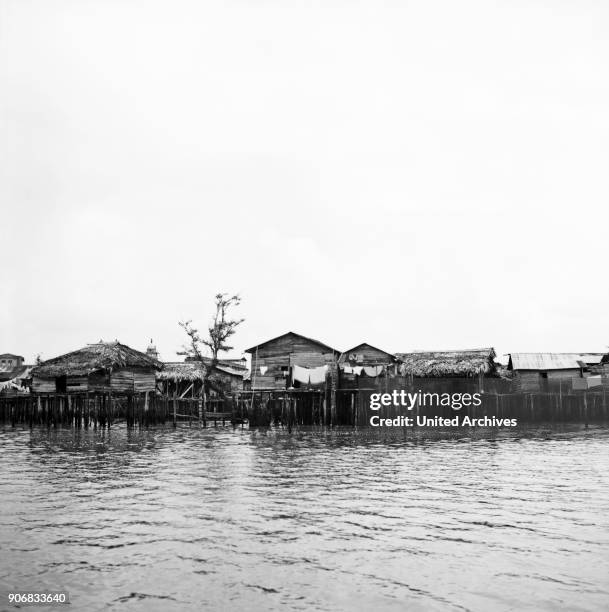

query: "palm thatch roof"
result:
(157, 362), (206, 382)
(396, 348), (497, 377)
(32, 342), (162, 378)
(158, 360), (247, 382)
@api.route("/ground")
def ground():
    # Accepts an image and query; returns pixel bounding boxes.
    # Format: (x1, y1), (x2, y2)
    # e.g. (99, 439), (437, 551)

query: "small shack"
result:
(0, 353), (25, 373)
(396, 348), (498, 392)
(338, 343), (399, 389)
(507, 353), (605, 392)
(31, 341), (162, 395)
(157, 359), (246, 398)
(245, 332), (339, 390)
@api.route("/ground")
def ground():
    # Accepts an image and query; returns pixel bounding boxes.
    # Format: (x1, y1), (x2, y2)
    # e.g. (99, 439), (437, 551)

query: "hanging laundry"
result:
(342, 365), (354, 374)
(352, 366), (363, 376)
(259, 366), (268, 375)
(292, 364), (328, 385)
(292, 364), (311, 385)
(308, 365), (328, 384)
(364, 365), (384, 377)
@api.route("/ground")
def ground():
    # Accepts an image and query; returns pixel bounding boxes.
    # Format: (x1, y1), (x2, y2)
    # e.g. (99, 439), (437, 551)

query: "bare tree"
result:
(179, 293), (244, 413)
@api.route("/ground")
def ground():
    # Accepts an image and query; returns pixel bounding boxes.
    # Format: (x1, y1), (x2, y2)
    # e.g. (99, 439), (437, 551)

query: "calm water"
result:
(1, 425), (608, 612)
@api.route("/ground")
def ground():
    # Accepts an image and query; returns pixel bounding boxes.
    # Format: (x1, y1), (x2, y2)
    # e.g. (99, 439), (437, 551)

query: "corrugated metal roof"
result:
(508, 353), (605, 371)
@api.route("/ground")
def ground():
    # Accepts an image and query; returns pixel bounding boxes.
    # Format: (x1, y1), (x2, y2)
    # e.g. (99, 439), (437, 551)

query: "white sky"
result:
(1, 0), (608, 364)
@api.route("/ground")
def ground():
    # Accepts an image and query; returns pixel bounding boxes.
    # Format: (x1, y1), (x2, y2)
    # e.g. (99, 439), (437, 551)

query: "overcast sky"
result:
(1, 0), (608, 364)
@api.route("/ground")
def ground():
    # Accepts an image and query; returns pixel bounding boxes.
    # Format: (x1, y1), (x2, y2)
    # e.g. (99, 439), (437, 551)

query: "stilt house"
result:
(31, 341), (162, 394)
(338, 343), (399, 390)
(157, 358), (247, 398)
(396, 348), (499, 393)
(245, 332), (339, 391)
(507, 353), (605, 392)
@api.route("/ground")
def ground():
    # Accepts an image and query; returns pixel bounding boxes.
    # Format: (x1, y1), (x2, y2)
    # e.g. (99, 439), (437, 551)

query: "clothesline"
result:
(292, 364), (328, 385)
(342, 365), (385, 377)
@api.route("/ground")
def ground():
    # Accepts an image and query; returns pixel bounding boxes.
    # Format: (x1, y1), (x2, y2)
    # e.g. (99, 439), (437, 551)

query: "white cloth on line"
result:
(292, 364), (310, 384)
(309, 365), (328, 384)
(292, 364), (328, 385)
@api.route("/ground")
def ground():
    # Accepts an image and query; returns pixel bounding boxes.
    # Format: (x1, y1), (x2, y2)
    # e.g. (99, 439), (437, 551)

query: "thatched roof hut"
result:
(33, 342), (161, 377)
(157, 362), (206, 383)
(396, 348), (497, 377)
(157, 360), (245, 397)
(31, 341), (161, 394)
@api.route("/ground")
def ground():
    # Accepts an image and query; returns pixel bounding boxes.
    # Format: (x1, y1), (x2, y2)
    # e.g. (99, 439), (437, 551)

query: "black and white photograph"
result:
(1, 1), (608, 610)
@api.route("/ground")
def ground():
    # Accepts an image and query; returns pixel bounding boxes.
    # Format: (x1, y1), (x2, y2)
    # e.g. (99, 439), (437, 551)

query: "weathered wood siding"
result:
(513, 369), (580, 392)
(110, 368), (157, 394)
(88, 372), (111, 393)
(134, 371), (156, 393)
(338, 344), (398, 388)
(31, 368), (157, 395)
(31, 376), (55, 393)
(338, 344), (394, 364)
(249, 335), (337, 390)
(110, 370), (134, 393)
(67, 375), (88, 393)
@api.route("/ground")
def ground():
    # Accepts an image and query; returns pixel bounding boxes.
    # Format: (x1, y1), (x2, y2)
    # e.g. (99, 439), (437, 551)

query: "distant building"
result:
(507, 353), (605, 392)
(0, 354), (24, 372)
(145, 339), (159, 361)
(0, 354), (31, 395)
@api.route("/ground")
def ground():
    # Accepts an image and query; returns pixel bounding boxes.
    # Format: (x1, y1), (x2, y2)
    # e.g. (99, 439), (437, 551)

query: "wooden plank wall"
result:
(89, 371), (111, 393)
(31, 376), (55, 393)
(338, 344), (394, 364)
(513, 369), (586, 393)
(67, 375), (88, 393)
(111, 368), (157, 394)
(110, 370), (135, 393)
(250, 335), (337, 390)
(134, 371), (156, 393)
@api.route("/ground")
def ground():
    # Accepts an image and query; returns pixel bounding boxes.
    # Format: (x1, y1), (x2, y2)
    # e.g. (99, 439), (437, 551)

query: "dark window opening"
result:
(56, 376), (67, 393)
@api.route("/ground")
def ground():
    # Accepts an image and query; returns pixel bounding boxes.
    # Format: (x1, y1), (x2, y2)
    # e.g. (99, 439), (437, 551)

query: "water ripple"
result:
(0, 425), (608, 611)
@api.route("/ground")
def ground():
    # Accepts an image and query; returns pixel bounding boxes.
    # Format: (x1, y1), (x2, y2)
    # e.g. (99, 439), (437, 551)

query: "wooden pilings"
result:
(0, 393), (175, 428)
(1, 389), (609, 429)
(334, 389), (609, 427)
